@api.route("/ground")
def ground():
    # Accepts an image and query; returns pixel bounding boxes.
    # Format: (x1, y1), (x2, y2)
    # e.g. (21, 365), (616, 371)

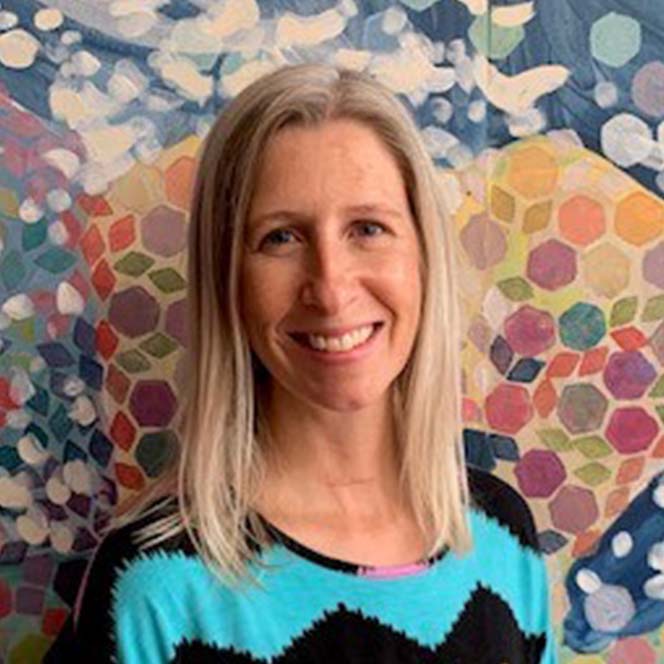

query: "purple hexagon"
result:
(129, 380), (178, 427)
(549, 484), (599, 534)
(606, 407), (659, 454)
(515, 449), (566, 498)
(108, 286), (160, 339)
(558, 384), (608, 434)
(643, 241), (664, 290)
(527, 239), (577, 291)
(504, 305), (556, 356)
(165, 299), (188, 347)
(603, 350), (657, 399)
(141, 205), (187, 257)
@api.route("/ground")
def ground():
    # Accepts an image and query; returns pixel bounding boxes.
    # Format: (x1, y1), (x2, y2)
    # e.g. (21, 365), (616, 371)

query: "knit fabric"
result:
(44, 467), (557, 663)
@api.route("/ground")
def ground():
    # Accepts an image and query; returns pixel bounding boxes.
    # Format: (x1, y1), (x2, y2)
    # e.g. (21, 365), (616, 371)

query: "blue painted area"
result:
(564, 470), (664, 652)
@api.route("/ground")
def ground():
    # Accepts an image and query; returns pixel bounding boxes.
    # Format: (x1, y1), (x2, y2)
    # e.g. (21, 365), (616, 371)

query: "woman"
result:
(45, 63), (556, 663)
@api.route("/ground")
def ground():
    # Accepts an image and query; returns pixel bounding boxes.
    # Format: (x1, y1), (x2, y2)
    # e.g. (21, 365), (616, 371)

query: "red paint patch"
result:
(110, 411), (136, 451)
(96, 320), (119, 360)
(546, 352), (579, 378)
(533, 379), (557, 417)
(610, 326), (648, 351)
(108, 214), (135, 252)
(579, 346), (609, 375)
(79, 224), (105, 266)
(91, 259), (116, 301)
(485, 383), (534, 434)
(115, 463), (146, 491)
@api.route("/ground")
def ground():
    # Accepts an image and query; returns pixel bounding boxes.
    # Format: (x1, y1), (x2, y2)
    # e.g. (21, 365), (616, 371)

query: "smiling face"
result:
(240, 118), (423, 414)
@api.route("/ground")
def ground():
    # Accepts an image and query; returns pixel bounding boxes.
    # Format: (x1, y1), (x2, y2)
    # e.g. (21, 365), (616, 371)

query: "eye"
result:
(355, 220), (387, 237)
(259, 228), (297, 249)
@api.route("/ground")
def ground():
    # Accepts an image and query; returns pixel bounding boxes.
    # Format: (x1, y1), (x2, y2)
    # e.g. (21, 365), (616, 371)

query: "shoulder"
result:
(466, 465), (540, 553)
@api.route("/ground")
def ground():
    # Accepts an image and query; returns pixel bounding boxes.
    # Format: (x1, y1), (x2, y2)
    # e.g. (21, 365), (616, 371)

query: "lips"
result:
(289, 322), (383, 345)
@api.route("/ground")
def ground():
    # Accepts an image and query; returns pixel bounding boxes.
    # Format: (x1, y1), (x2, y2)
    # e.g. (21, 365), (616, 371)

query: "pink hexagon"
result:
(603, 351), (657, 399)
(129, 380), (178, 427)
(643, 241), (664, 289)
(504, 305), (556, 356)
(515, 450), (566, 498)
(549, 484), (599, 534)
(485, 383), (534, 434)
(606, 407), (659, 454)
(165, 298), (188, 347)
(527, 239), (577, 291)
(141, 205), (187, 257)
(108, 286), (160, 339)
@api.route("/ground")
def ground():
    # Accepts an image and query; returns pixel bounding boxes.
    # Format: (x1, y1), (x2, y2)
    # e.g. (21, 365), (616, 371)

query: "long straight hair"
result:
(113, 63), (472, 587)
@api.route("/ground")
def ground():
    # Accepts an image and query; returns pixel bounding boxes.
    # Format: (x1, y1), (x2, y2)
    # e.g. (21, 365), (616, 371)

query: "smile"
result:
(289, 322), (383, 354)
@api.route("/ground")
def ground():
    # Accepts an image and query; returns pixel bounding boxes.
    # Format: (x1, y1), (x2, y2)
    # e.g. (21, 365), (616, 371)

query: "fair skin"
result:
(240, 118), (426, 566)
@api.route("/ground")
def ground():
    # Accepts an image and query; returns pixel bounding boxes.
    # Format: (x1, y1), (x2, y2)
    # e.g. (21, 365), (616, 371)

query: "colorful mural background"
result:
(0, 1), (663, 662)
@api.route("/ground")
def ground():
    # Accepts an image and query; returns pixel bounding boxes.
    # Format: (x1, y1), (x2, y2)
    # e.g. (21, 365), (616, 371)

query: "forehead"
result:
(249, 119), (408, 211)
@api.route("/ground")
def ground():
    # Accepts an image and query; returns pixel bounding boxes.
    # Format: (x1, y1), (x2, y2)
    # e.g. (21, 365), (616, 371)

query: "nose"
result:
(300, 232), (357, 313)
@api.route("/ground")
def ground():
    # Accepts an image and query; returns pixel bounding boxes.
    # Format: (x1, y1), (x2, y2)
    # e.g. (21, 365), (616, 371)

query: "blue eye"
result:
(357, 221), (385, 236)
(261, 228), (295, 247)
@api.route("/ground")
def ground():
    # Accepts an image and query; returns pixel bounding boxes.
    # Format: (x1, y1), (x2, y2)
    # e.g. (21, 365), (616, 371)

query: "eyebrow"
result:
(248, 203), (406, 229)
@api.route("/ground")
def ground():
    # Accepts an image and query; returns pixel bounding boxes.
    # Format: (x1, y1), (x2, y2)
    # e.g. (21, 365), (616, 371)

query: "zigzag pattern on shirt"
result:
(169, 584), (546, 664)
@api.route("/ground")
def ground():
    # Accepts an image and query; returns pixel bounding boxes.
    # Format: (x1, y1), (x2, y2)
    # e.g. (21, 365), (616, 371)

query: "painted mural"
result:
(0, 1), (663, 662)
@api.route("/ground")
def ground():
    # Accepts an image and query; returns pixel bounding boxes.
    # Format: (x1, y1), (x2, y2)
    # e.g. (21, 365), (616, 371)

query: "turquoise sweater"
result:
(45, 467), (557, 663)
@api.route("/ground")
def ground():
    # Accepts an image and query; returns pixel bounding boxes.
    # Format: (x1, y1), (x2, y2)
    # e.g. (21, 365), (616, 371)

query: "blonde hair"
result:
(114, 63), (472, 586)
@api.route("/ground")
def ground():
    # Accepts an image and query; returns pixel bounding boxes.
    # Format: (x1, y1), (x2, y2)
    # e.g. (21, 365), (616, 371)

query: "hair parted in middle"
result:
(117, 62), (472, 587)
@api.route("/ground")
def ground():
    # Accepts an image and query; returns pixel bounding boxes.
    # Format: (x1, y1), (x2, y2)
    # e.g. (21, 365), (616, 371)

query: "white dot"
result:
(653, 484), (664, 508)
(594, 81), (618, 108)
(62, 375), (85, 397)
(611, 531), (633, 558)
(50, 522), (74, 553)
(644, 573), (664, 600)
(63, 459), (93, 495)
(19, 197), (43, 224)
(468, 99), (487, 123)
(46, 188), (72, 213)
(18, 434), (49, 465)
(648, 542), (664, 571)
(576, 568), (602, 594)
(46, 475), (71, 505)
(0, 11), (18, 30)
(584, 584), (635, 632)
(601, 113), (653, 168)
(17, 510), (49, 545)
(48, 220), (69, 246)
(34, 8), (63, 31)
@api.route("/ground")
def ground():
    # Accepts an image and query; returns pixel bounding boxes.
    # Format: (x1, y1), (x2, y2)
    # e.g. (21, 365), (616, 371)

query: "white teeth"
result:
(307, 324), (374, 352)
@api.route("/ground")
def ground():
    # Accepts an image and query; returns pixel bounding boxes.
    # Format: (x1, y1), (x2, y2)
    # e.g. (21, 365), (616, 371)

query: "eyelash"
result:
(260, 221), (387, 249)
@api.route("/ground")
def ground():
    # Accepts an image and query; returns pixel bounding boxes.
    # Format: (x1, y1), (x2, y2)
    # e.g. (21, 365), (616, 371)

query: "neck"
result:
(256, 383), (405, 524)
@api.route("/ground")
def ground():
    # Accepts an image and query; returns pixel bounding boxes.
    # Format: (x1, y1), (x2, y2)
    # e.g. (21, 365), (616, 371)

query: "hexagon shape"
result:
(485, 383), (533, 434)
(507, 146), (559, 199)
(165, 299), (188, 347)
(582, 242), (630, 299)
(558, 194), (606, 246)
(140, 204), (187, 257)
(504, 305), (556, 356)
(558, 384), (608, 434)
(460, 213), (507, 270)
(515, 449), (566, 498)
(108, 286), (160, 339)
(606, 407), (659, 454)
(129, 380), (177, 427)
(603, 351), (657, 399)
(549, 484), (599, 534)
(615, 191), (664, 247)
(559, 302), (606, 351)
(643, 241), (664, 289)
(527, 239), (577, 291)
(135, 430), (179, 478)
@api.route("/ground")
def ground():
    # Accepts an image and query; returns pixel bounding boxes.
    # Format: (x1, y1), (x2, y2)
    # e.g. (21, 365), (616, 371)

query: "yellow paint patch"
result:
(0, 29), (40, 69)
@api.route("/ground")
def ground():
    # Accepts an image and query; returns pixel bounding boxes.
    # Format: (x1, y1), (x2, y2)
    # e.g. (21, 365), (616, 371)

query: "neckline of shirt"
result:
(257, 515), (450, 579)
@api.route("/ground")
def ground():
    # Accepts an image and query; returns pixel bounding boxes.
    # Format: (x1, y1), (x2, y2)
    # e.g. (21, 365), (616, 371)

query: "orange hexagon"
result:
(558, 194), (606, 246)
(507, 145), (559, 199)
(615, 191), (664, 246)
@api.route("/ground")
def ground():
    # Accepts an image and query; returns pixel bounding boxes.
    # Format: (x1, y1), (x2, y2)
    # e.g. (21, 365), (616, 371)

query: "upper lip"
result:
(289, 322), (382, 337)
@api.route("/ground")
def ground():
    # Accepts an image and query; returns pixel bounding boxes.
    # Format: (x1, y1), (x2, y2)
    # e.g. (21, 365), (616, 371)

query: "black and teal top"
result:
(45, 468), (557, 663)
